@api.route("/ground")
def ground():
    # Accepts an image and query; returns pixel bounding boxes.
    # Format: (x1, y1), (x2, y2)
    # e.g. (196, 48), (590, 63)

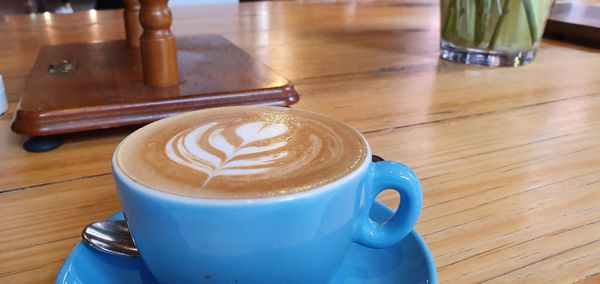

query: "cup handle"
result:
(353, 161), (422, 248)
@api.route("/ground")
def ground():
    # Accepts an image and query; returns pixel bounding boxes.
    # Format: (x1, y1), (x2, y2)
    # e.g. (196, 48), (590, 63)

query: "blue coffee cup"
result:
(113, 121), (422, 284)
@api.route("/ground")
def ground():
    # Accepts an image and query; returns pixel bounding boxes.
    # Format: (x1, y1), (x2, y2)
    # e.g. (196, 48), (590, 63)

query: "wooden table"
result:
(1, 1), (599, 283)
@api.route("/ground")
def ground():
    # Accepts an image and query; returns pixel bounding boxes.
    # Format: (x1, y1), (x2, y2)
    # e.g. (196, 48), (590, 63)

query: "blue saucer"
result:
(56, 202), (437, 284)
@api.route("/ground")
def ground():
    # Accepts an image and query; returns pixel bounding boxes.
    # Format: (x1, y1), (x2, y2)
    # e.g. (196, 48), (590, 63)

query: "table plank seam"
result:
(0, 253), (72, 277)
(575, 272), (600, 284)
(0, 235), (80, 258)
(479, 238), (600, 283)
(0, 173), (111, 196)
(436, 211), (600, 271)
(426, 169), (600, 269)
(421, 170), (600, 222)
(436, 219), (600, 282)
(362, 91), (600, 136)
(414, 131), (580, 173)
(415, 129), (597, 194)
(293, 61), (437, 85)
(422, 215), (491, 237)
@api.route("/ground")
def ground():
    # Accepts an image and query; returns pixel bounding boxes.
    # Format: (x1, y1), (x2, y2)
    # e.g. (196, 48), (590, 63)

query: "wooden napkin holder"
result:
(11, 0), (299, 152)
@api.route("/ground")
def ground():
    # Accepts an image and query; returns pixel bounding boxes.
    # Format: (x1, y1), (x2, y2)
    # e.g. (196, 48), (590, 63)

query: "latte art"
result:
(165, 121), (321, 188)
(116, 106), (368, 199)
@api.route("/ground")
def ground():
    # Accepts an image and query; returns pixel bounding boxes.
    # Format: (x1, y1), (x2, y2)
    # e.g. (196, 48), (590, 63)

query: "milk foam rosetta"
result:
(116, 107), (368, 199)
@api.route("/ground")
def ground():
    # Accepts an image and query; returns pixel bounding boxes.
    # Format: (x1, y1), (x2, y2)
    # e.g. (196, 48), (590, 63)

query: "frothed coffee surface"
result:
(116, 106), (368, 199)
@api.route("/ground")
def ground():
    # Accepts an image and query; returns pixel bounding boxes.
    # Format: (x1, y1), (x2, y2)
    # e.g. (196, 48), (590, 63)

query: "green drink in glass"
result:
(440, 0), (554, 67)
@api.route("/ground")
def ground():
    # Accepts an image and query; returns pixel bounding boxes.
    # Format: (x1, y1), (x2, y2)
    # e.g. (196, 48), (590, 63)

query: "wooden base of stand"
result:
(11, 35), (299, 136)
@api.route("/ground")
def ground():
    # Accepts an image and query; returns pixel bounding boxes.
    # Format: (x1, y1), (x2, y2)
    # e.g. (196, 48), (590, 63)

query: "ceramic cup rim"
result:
(112, 107), (373, 206)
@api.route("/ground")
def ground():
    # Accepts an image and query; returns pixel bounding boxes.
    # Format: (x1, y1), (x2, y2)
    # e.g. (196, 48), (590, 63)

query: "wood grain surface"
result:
(1, 0), (599, 283)
(123, 0), (142, 48)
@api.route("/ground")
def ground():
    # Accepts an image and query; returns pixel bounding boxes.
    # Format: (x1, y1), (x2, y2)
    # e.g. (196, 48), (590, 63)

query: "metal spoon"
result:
(82, 220), (139, 257)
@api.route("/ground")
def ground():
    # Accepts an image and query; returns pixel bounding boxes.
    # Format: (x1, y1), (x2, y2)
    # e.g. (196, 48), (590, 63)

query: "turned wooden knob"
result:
(139, 0), (180, 87)
(123, 0), (142, 48)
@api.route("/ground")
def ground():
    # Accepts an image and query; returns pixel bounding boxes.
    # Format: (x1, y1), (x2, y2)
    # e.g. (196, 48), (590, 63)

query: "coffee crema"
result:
(116, 106), (368, 199)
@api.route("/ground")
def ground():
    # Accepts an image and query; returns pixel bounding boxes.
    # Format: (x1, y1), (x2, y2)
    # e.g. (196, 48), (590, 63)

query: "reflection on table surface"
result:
(0, 0), (599, 283)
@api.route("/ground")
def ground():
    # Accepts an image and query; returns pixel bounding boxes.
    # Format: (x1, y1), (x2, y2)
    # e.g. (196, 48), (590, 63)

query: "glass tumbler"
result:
(440, 0), (555, 67)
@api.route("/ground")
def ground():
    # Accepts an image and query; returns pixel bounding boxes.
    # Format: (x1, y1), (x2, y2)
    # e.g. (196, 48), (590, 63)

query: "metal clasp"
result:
(48, 60), (77, 75)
